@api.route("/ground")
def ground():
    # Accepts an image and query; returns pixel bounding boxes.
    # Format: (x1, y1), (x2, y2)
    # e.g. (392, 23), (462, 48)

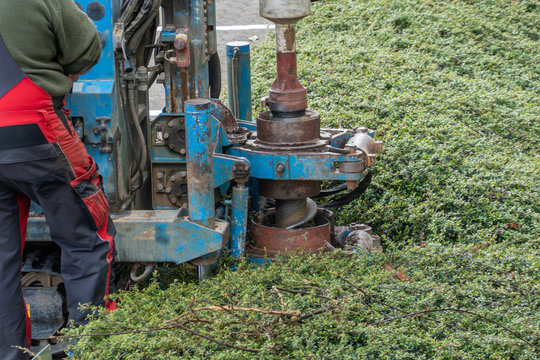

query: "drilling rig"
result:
(24, 0), (382, 355)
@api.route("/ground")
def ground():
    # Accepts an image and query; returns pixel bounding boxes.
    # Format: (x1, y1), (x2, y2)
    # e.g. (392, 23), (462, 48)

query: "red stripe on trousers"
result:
(97, 224), (116, 311)
(16, 194), (32, 348)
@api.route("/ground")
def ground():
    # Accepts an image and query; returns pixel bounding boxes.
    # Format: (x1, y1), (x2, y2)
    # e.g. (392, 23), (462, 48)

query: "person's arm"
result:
(51, 0), (102, 77)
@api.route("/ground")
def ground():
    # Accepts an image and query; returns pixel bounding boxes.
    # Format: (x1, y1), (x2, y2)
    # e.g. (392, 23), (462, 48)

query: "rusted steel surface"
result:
(259, 179), (320, 199)
(185, 99), (215, 228)
(260, 1), (310, 114)
(256, 110), (320, 145)
(268, 52), (307, 113)
(249, 208), (331, 256)
(275, 197), (317, 229)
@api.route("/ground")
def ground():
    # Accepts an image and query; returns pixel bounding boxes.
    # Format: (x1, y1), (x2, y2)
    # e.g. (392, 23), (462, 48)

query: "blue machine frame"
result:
(26, 0), (379, 274)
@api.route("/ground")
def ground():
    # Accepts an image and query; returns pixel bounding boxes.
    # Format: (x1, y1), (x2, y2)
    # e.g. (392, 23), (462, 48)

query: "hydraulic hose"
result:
(117, 77), (143, 202)
(321, 170), (373, 209)
(208, 53), (221, 99)
(127, 82), (148, 173)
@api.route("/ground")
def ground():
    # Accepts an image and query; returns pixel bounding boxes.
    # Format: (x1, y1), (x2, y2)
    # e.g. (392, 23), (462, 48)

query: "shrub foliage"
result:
(65, 0), (539, 358)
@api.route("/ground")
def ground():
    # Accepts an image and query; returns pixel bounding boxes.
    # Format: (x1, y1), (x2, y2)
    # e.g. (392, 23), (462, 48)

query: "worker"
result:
(0, 1), (116, 359)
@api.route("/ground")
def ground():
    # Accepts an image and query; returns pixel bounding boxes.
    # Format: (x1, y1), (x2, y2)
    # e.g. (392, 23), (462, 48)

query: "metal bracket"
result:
(95, 116), (112, 153)
(213, 153), (250, 188)
(27, 209), (229, 264)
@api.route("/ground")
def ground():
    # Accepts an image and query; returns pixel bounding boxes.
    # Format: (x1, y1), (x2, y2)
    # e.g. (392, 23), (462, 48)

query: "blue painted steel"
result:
(160, 0), (211, 112)
(206, 0), (217, 55)
(159, 31), (176, 42)
(23, 1), (376, 271)
(230, 186), (249, 258)
(226, 42), (252, 121)
(189, 0), (210, 98)
(68, 80), (114, 145)
(150, 113), (188, 161)
(26, 210), (229, 263)
(213, 154), (249, 188)
(248, 178), (265, 212)
(68, 80), (117, 198)
(76, 0), (115, 80)
(226, 147), (367, 181)
(236, 119), (257, 131)
(185, 99), (214, 227)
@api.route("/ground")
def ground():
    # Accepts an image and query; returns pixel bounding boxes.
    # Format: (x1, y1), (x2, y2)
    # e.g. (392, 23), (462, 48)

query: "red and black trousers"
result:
(0, 35), (115, 359)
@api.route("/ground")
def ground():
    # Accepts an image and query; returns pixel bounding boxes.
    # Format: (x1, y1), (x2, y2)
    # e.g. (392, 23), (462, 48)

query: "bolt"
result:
(170, 198), (177, 204)
(168, 120), (174, 128)
(276, 163), (285, 173)
(168, 143), (175, 150)
(157, 183), (164, 191)
(163, 132), (170, 139)
(166, 187), (171, 194)
(156, 172), (164, 180)
(170, 175), (176, 182)
(180, 171), (187, 177)
(174, 36), (187, 50)
(136, 66), (147, 77)
(180, 148), (186, 155)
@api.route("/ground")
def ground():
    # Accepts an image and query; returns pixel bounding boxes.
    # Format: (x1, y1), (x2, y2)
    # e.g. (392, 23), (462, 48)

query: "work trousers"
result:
(0, 139), (115, 360)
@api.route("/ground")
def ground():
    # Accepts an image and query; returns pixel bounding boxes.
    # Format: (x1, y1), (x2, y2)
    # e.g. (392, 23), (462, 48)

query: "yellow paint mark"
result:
(132, 229), (156, 241)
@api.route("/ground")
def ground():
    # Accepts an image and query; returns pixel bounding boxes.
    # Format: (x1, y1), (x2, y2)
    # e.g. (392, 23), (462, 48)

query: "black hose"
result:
(314, 183), (348, 198)
(208, 52), (221, 99)
(118, 77), (144, 196)
(320, 170), (373, 209)
(123, 0), (161, 68)
(121, 0), (143, 26)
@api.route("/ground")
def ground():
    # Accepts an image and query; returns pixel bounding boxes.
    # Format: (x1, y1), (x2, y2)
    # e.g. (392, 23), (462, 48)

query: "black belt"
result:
(0, 123), (48, 151)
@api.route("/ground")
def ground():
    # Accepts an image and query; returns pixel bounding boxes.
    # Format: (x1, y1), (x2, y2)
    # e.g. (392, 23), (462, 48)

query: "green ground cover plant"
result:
(64, 0), (539, 358)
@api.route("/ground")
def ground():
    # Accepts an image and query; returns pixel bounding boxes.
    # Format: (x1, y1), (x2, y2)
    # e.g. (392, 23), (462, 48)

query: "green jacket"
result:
(0, 0), (102, 97)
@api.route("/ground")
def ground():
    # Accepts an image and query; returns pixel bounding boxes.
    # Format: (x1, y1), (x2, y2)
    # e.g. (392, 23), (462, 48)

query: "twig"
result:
(369, 308), (536, 348)
(54, 319), (258, 353)
(333, 274), (368, 297)
(272, 286), (287, 310)
(13, 346), (39, 359)
(298, 305), (338, 321)
(175, 323), (258, 353)
(273, 286), (336, 302)
(54, 325), (177, 338)
(189, 305), (301, 317)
